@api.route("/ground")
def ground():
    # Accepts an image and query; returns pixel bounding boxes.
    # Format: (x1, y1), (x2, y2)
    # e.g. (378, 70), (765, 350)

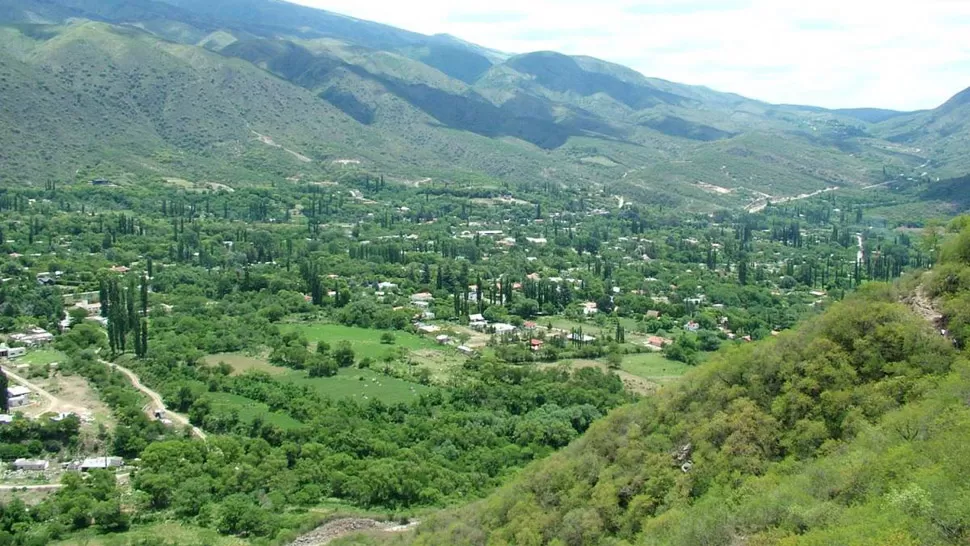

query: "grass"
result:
(50, 522), (248, 546)
(204, 349), (434, 404)
(286, 323), (442, 360)
(20, 348), (65, 366)
(622, 352), (692, 384)
(204, 352), (285, 375)
(207, 392), (303, 430)
(287, 367), (433, 405)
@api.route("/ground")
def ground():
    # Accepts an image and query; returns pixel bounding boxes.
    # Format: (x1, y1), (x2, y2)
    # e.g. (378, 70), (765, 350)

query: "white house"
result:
(492, 323), (517, 335)
(582, 302), (598, 315)
(457, 345), (475, 356)
(0, 343), (26, 359)
(78, 457), (124, 471)
(9, 328), (54, 346)
(13, 459), (49, 471)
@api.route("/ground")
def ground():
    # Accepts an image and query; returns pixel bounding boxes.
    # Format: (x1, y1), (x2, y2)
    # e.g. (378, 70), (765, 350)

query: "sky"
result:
(289, 0), (970, 111)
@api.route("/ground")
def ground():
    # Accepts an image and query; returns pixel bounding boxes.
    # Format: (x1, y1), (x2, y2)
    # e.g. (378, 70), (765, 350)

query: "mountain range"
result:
(1, 0), (968, 209)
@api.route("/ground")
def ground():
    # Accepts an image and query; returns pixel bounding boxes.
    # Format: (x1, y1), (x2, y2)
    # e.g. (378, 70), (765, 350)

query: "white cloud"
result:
(290, 0), (970, 110)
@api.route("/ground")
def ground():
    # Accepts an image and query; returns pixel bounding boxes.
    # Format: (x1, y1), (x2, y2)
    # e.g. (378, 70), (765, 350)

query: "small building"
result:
(410, 292), (434, 303)
(416, 324), (441, 334)
(468, 314), (485, 323)
(457, 345), (475, 356)
(7, 386), (30, 398)
(36, 274), (56, 286)
(435, 335), (451, 345)
(0, 343), (27, 359)
(79, 457), (124, 471)
(684, 321), (700, 332)
(646, 336), (671, 350)
(0, 414), (13, 424)
(582, 302), (598, 316)
(530, 339), (544, 351)
(492, 323), (517, 335)
(523, 321), (538, 330)
(10, 328), (54, 346)
(646, 310), (660, 319)
(13, 459), (49, 471)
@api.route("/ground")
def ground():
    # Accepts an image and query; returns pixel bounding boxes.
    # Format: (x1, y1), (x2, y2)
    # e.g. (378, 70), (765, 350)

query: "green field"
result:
(51, 522), (249, 546)
(204, 352), (285, 375)
(20, 348), (65, 366)
(621, 352), (692, 384)
(208, 392), (304, 430)
(286, 367), (433, 405)
(286, 323), (443, 360)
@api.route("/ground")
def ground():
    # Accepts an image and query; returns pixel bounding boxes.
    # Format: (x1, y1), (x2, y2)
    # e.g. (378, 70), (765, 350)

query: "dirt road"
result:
(101, 360), (206, 440)
(0, 483), (63, 491)
(1, 365), (88, 416)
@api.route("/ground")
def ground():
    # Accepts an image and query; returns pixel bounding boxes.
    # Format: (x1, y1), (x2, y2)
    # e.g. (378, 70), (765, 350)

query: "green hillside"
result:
(3, 0), (968, 210)
(355, 223), (970, 546)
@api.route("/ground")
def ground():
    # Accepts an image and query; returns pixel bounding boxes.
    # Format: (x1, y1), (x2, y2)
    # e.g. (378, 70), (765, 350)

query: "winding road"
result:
(100, 359), (207, 440)
(0, 365), (87, 416)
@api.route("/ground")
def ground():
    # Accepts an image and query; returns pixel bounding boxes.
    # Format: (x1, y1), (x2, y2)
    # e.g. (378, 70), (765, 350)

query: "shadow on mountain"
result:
(920, 174), (970, 210)
(641, 116), (735, 141)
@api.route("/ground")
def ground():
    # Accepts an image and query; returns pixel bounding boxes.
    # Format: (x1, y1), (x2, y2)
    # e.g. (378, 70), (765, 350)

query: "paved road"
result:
(101, 360), (207, 440)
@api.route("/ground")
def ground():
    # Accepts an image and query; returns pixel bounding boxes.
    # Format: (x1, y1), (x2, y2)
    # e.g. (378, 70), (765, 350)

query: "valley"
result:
(0, 0), (968, 544)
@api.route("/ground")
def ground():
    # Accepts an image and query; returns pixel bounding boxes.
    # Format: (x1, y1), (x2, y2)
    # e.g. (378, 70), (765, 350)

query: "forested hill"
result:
(358, 220), (970, 546)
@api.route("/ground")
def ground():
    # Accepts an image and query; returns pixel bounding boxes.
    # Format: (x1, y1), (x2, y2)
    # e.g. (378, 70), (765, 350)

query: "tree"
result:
(380, 332), (396, 345)
(333, 342), (355, 368)
(0, 371), (7, 412)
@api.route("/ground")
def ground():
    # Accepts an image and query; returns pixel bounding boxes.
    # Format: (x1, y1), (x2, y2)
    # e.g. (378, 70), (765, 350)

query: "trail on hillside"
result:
(288, 518), (419, 546)
(101, 360), (207, 440)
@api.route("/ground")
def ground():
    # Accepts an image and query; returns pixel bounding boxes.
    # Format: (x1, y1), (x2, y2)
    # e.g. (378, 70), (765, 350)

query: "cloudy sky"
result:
(290, 0), (970, 111)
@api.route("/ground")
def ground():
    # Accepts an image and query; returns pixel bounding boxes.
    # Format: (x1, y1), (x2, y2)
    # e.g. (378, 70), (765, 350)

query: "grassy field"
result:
(204, 352), (285, 375)
(208, 392), (304, 430)
(286, 323), (442, 360)
(287, 368), (433, 405)
(51, 522), (249, 546)
(20, 348), (65, 366)
(622, 352), (692, 384)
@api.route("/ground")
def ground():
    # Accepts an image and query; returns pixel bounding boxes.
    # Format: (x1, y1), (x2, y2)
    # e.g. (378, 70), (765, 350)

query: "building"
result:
(13, 459), (49, 471)
(0, 414), (13, 425)
(582, 302), (598, 315)
(684, 321), (701, 332)
(457, 345), (475, 356)
(78, 457), (124, 471)
(646, 336), (671, 350)
(530, 339), (544, 351)
(435, 335), (451, 345)
(646, 310), (660, 319)
(10, 328), (54, 346)
(492, 323), (517, 335)
(0, 343), (26, 359)
(410, 292), (434, 303)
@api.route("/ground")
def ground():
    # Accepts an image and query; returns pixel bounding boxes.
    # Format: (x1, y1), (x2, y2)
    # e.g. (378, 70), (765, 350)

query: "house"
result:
(410, 292), (434, 303)
(492, 323), (517, 335)
(645, 310), (660, 319)
(468, 314), (485, 323)
(646, 336), (671, 350)
(435, 335), (451, 345)
(378, 282), (398, 290)
(416, 324), (441, 334)
(523, 321), (538, 330)
(36, 274), (55, 286)
(470, 320), (488, 331)
(582, 302), (598, 316)
(0, 343), (26, 359)
(684, 321), (700, 332)
(457, 345), (475, 356)
(525, 237), (547, 245)
(109, 265), (130, 274)
(79, 457), (124, 471)
(530, 339), (544, 351)
(13, 459), (49, 471)
(8, 386), (30, 398)
(10, 328), (54, 346)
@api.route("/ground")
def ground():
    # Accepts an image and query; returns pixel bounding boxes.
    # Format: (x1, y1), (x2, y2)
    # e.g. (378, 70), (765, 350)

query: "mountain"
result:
(0, 0), (967, 210)
(875, 86), (970, 177)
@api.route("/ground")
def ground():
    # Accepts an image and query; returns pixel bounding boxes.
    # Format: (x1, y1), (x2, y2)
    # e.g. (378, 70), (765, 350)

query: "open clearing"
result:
(29, 373), (114, 425)
(19, 349), (65, 366)
(51, 521), (248, 546)
(208, 392), (303, 430)
(204, 351), (434, 405)
(622, 352), (691, 385)
(285, 323), (445, 360)
(204, 351), (285, 375)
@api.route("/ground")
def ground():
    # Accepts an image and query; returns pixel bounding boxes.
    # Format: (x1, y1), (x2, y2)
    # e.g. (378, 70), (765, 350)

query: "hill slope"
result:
(0, 0), (967, 210)
(365, 263), (970, 545)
